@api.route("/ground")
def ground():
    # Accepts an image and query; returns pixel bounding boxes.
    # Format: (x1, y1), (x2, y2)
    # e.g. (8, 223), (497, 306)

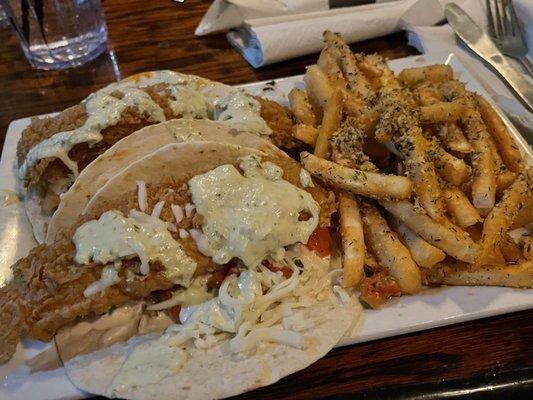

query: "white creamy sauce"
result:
(83, 262), (122, 298)
(215, 91), (272, 136)
(168, 85), (211, 118)
(299, 168), (315, 188)
(73, 210), (196, 287)
(188, 155), (319, 267)
(0, 189), (20, 206)
(123, 70), (211, 118)
(148, 275), (214, 311)
(19, 87), (165, 182)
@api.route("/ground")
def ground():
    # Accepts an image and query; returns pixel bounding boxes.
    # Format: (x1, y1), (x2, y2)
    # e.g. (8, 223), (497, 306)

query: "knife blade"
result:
(445, 3), (533, 112)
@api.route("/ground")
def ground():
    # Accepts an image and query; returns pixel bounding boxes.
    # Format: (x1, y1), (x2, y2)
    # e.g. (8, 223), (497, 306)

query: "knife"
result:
(445, 3), (533, 112)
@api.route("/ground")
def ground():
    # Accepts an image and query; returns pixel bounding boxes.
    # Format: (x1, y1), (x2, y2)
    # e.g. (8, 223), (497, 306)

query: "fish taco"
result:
(1, 141), (358, 399)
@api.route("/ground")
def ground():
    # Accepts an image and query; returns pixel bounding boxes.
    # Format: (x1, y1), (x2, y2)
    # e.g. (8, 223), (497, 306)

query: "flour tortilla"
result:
(46, 119), (284, 243)
(65, 299), (357, 400)
(82, 141), (273, 218)
(24, 70), (239, 244)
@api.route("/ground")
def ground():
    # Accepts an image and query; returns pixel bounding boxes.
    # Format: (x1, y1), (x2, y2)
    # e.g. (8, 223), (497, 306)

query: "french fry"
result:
(436, 123), (473, 155)
(317, 46), (345, 89)
(428, 138), (470, 186)
(358, 53), (399, 89)
(510, 195), (533, 229)
(288, 88), (318, 127)
(304, 64), (334, 110)
(500, 233), (523, 263)
(389, 217), (446, 268)
(338, 192), (365, 288)
(476, 168), (532, 266)
(416, 85), (443, 105)
(357, 107), (380, 134)
(486, 134), (517, 193)
(380, 199), (478, 263)
(476, 95), (522, 172)
(443, 188), (481, 228)
(323, 31), (374, 100)
(508, 227), (533, 261)
(416, 87), (473, 155)
(301, 152), (413, 200)
(497, 170), (517, 194)
(318, 46), (368, 117)
(365, 251), (380, 270)
(522, 237), (533, 260)
(313, 88), (343, 158)
(427, 260), (533, 288)
(400, 129), (447, 220)
(398, 65), (454, 88)
(461, 104), (497, 212)
(419, 100), (464, 124)
(360, 201), (422, 294)
(292, 124), (318, 146)
(374, 85), (446, 220)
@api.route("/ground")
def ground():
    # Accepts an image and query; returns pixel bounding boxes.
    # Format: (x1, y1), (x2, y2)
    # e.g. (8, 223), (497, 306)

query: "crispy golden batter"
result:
(17, 86), (177, 191)
(257, 97), (305, 152)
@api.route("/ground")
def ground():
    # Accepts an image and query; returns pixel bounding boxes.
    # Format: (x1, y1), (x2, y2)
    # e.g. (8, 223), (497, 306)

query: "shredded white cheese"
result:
(171, 204), (184, 224)
(83, 263), (121, 298)
(299, 168), (315, 188)
(184, 203), (196, 218)
(179, 229), (189, 239)
(162, 245), (347, 356)
(136, 181), (147, 212)
(151, 200), (165, 218)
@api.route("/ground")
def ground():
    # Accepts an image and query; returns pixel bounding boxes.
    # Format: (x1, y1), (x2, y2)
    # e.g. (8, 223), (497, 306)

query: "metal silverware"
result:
(486, 0), (533, 77)
(445, 2), (533, 112)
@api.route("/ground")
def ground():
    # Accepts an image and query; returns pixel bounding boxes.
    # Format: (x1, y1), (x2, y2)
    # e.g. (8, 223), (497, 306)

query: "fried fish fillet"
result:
(17, 82), (299, 217)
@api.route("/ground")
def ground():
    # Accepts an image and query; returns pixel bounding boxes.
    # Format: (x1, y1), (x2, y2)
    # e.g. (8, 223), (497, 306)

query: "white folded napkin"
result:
(196, 0), (329, 36)
(407, 0), (533, 142)
(225, 0), (443, 68)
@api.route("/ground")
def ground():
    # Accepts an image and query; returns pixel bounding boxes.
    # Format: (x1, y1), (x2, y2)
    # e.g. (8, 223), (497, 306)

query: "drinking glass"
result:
(1, 0), (108, 70)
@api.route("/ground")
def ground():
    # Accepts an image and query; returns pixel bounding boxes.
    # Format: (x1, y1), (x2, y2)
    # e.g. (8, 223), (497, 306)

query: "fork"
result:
(486, 0), (533, 77)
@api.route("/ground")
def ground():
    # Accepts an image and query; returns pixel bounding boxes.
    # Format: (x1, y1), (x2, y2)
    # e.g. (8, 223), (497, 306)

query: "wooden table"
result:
(1, 1), (531, 398)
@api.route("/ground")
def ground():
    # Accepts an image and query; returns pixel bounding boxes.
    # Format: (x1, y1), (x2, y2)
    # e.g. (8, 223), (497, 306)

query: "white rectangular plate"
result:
(1, 53), (532, 400)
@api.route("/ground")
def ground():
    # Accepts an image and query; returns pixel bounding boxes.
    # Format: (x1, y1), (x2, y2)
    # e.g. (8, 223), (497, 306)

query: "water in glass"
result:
(1, 0), (108, 70)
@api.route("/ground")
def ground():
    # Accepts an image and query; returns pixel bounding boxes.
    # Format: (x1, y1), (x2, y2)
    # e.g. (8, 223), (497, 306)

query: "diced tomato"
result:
(359, 269), (402, 309)
(208, 264), (230, 289)
(265, 260), (293, 279)
(306, 226), (332, 256)
(167, 304), (182, 324)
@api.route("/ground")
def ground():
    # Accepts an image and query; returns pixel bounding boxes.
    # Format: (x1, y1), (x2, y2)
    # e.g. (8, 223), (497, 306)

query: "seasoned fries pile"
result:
(290, 31), (532, 307)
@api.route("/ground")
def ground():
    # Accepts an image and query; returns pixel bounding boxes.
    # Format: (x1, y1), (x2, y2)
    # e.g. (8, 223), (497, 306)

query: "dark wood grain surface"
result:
(1, 1), (532, 399)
